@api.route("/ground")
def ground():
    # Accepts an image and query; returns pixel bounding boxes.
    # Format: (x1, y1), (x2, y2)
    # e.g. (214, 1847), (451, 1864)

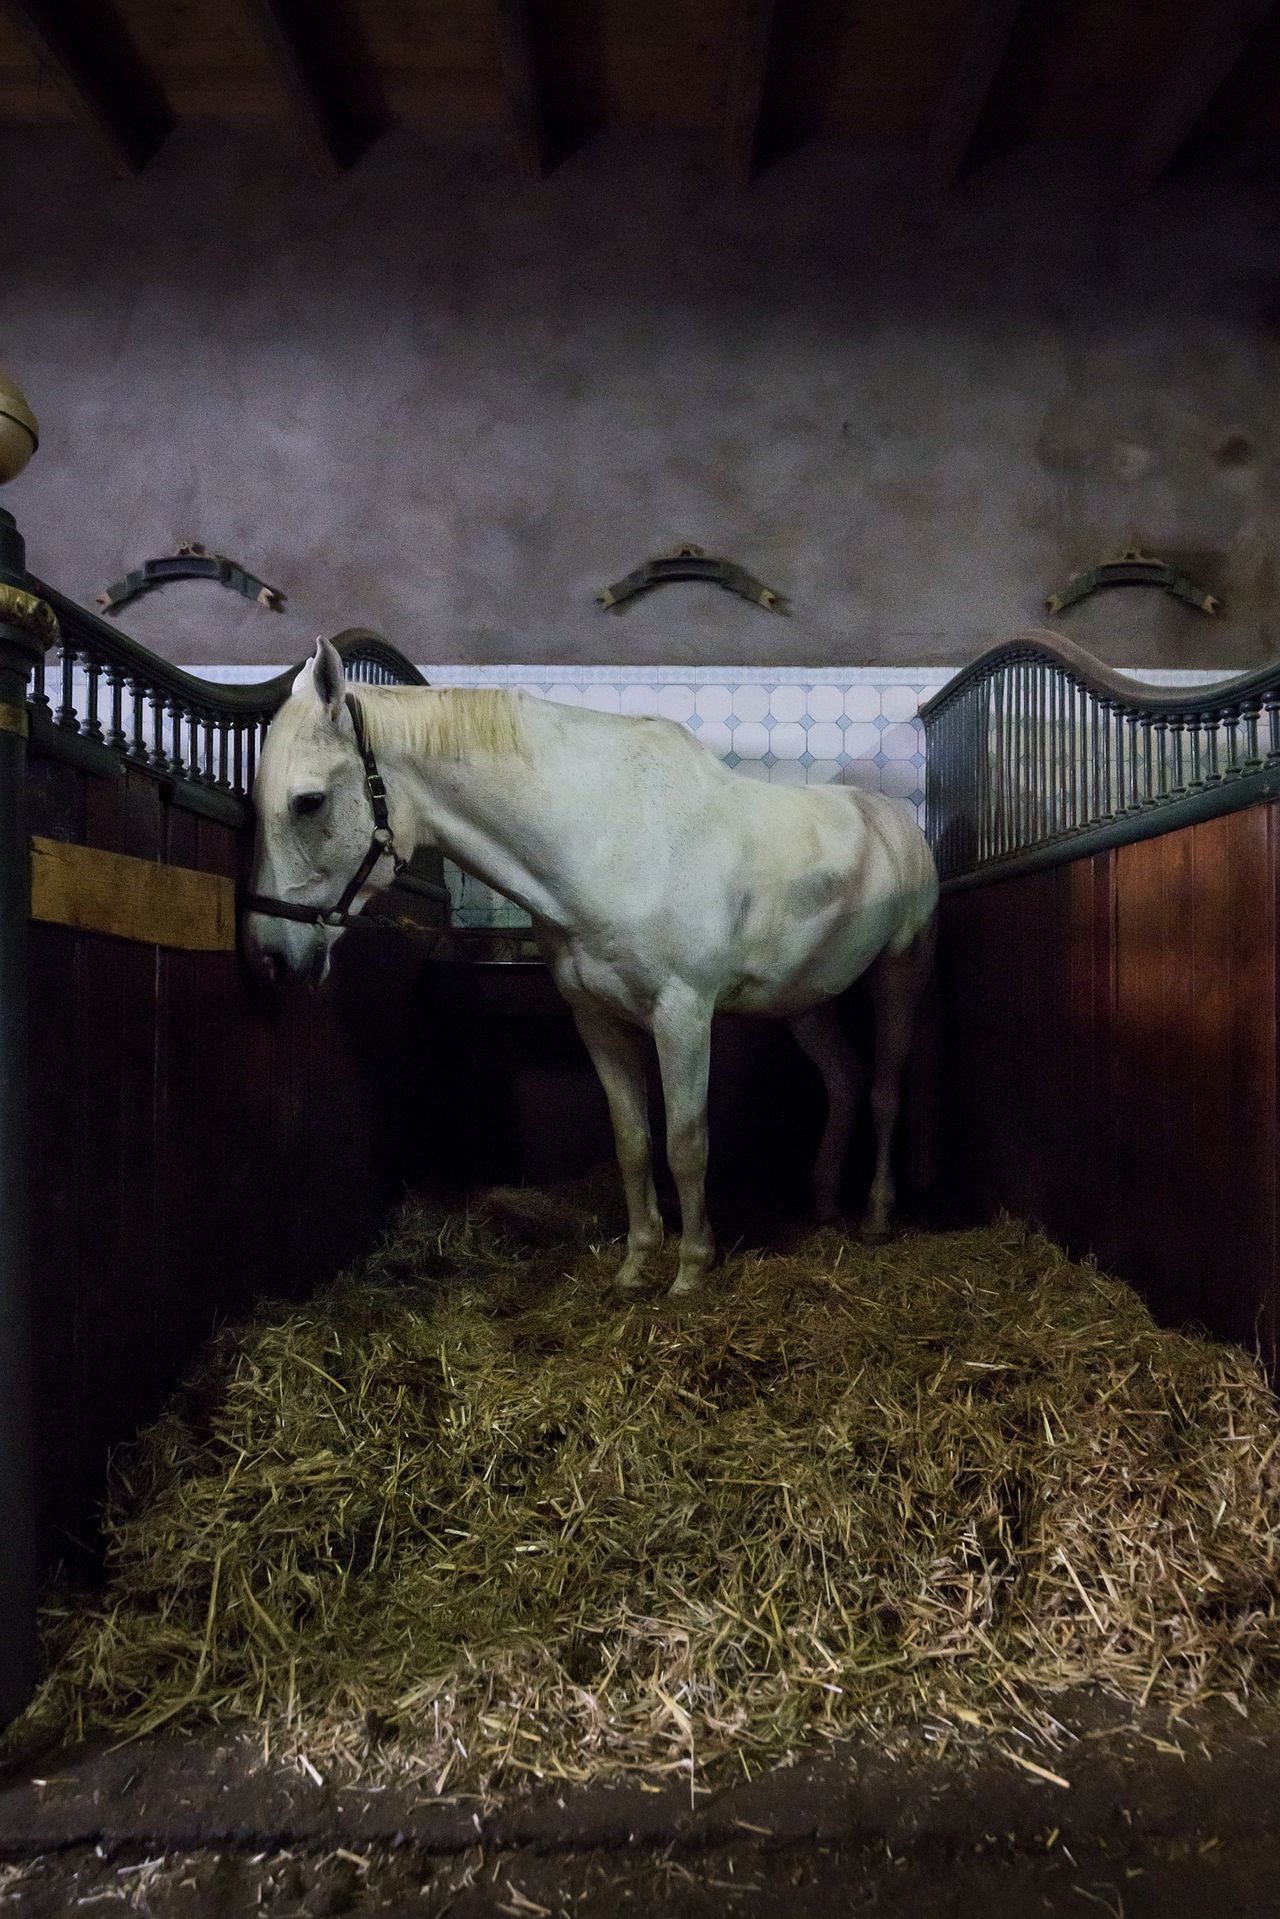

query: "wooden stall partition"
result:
(26, 745), (440, 1572)
(938, 801), (1278, 1374)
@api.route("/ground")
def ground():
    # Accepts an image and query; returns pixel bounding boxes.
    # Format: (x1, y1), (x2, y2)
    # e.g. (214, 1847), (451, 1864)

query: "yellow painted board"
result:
(29, 836), (236, 952)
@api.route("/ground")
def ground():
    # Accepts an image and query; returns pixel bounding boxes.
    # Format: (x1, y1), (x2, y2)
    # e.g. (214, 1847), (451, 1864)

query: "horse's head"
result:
(245, 636), (400, 987)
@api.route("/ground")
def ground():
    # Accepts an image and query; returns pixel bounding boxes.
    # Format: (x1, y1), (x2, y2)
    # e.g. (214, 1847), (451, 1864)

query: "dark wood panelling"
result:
(27, 749), (435, 1571)
(940, 801), (1278, 1375)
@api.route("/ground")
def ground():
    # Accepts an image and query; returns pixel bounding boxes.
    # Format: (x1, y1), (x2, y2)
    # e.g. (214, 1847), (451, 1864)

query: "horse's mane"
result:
(356, 686), (527, 762)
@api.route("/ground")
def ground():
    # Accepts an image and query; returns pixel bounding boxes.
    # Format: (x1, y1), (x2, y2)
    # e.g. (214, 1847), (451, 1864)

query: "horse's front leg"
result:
(653, 993), (715, 1297)
(570, 999), (663, 1290)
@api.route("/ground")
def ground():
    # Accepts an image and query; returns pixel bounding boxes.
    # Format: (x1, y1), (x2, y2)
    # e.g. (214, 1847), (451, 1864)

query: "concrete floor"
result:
(4, 1696), (1280, 1916)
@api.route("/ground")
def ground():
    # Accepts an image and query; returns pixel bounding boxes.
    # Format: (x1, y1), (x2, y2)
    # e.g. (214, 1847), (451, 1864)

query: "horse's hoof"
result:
(860, 1222), (893, 1245)
(612, 1268), (648, 1294)
(668, 1273), (701, 1299)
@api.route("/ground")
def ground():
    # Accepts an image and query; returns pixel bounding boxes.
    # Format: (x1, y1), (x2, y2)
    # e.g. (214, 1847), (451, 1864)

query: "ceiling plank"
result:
(243, 0), (386, 177)
(925, 0), (1026, 191)
(724, 0), (776, 186)
(0, 0), (171, 174)
(1124, 0), (1280, 187)
(492, 0), (548, 181)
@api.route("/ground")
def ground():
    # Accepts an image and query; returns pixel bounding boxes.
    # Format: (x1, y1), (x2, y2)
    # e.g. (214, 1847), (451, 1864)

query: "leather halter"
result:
(243, 694), (407, 931)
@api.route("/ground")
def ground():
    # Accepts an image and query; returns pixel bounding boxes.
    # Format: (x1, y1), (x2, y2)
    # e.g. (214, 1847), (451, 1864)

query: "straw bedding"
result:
(23, 1190), (1280, 1789)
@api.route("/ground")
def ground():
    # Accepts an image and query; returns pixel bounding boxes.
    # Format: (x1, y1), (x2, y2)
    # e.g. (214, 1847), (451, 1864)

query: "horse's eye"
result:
(292, 791), (325, 819)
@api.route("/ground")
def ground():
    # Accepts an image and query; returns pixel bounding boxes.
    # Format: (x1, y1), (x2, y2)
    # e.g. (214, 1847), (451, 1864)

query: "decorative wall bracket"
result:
(1046, 545), (1220, 617)
(98, 542), (286, 616)
(597, 544), (788, 615)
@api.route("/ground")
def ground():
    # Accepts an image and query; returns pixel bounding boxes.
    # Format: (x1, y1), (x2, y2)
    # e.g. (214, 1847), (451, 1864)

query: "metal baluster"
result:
(216, 717), (230, 788)
(82, 658), (103, 741)
(127, 678), (147, 762)
(1016, 659), (1027, 851)
(1068, 678), (1078, 827)
(233, 722), (244, 794)
(1141, 713), (1153, 806)
(1034, 663), (1046, 844)
(29, 649), (49, 717)
(1266, 694), (1280, 764)
(1244, 699), (1262, 772)
(1204, 710), (1221, 785)
(1155, 717), (1168, 797)
(105, 667), (126, 751)
(150, 687), (168, 769)
(1188, 714), (1204, 789)
(1225, 707), (1241, 779)
(1128, 717), (1143, 813)
(57, 644), (79, 732)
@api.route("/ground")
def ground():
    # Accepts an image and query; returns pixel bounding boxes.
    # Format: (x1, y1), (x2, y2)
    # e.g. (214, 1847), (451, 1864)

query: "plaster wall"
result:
(2, 126), (1278, 670)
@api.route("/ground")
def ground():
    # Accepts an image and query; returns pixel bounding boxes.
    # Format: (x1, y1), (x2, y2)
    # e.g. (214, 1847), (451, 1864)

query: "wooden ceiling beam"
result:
(244, 0), (386, 177)
(724, 0), (776, 186)
(0, 0), (171, 174)
(925, 0), (1026, 191)
(1124, 0), (1279, 188)
(492, 0), (548, 181)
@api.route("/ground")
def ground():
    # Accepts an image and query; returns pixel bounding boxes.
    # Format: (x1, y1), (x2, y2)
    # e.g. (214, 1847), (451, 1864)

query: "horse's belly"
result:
(718, 920), (887, 1017)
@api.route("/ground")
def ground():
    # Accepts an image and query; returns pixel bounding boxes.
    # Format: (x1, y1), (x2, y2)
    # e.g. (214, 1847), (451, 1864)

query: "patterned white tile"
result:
(880, 761), (919, 798)
(769, 759), (806, 785)
(657, 684), (695, 722)
(844, 719), (881, 758)
(583, 684), (622, 712)
(697, 720), (734, 757)
(732, 720), (770, 759)
(842, 761), (881, 792)
(807, 720), (844, 760)
(620, 682), (659, 715)
(808, 685), (844, 723)
(881, 719), (922, 760)
(769, 684), (807, 723)
(770, 721), (808, 759)
(694, 683), (733, 723)
(807, 759), (843, 785)
(546, 684), (582, 705)
(881, 685), (922, 721)
(844, 686), (882, 722)
(730, 684), (770, 724)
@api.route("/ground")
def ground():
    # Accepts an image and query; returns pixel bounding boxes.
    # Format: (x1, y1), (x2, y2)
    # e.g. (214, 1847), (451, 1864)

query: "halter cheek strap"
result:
(243, 693), (408, 931)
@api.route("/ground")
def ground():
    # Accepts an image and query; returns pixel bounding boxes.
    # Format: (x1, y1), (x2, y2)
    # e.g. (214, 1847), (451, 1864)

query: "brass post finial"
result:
(0, 367), (38, 488)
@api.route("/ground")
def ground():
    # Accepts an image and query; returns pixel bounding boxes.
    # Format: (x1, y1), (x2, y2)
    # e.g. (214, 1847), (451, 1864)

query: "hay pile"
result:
(26, 1196), (1280, 1789)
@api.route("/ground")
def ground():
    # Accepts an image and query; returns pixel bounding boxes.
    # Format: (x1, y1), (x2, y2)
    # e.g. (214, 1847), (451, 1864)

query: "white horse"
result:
(246, 640), (939, 1295)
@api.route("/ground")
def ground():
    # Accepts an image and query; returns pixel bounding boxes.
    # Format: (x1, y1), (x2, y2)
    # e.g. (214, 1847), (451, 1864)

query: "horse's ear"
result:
(312, 636), (347, 718)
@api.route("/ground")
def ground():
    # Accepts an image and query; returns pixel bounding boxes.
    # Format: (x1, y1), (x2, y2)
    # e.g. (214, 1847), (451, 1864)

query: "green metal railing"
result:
(920, 630), (1280, 887)
(26, 579), (426, 806)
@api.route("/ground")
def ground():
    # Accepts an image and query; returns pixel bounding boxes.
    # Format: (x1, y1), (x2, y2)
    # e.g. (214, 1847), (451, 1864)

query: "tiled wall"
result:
(421, 665), (946, 928)
(202, 662), (1236, 931)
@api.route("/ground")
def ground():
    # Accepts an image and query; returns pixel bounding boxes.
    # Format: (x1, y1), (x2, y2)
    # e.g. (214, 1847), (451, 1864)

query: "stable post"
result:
(0, 513), (54, 1723)
(0, 367), (49, 1726)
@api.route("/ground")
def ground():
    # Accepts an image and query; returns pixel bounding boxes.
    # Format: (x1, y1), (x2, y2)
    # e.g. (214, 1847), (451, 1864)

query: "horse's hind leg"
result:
(789, 1003), (863, 1223)
(652, 992), (716, 1297)
(864, 925), (935, 1240)
(571, 1000), (662, 1290)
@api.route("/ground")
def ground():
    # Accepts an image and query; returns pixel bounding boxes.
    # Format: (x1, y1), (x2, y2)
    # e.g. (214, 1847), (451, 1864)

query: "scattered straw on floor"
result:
(19, 1193), (1280, 1790)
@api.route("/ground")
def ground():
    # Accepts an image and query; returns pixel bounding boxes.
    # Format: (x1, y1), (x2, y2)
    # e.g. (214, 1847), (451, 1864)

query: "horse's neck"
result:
(394, 698), (585, 925)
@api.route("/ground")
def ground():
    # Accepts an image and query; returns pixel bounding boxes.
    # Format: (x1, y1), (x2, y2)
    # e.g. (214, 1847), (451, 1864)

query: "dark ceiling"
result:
(1, 0), (1278, 189)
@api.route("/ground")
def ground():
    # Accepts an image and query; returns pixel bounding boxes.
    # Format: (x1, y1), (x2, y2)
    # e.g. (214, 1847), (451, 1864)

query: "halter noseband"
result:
(243, 693), (407, 931)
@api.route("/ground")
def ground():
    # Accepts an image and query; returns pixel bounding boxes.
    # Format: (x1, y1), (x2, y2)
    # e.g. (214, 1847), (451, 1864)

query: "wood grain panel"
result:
(940, 802), (1278, 1376)
(25, 747), (435, 1568)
